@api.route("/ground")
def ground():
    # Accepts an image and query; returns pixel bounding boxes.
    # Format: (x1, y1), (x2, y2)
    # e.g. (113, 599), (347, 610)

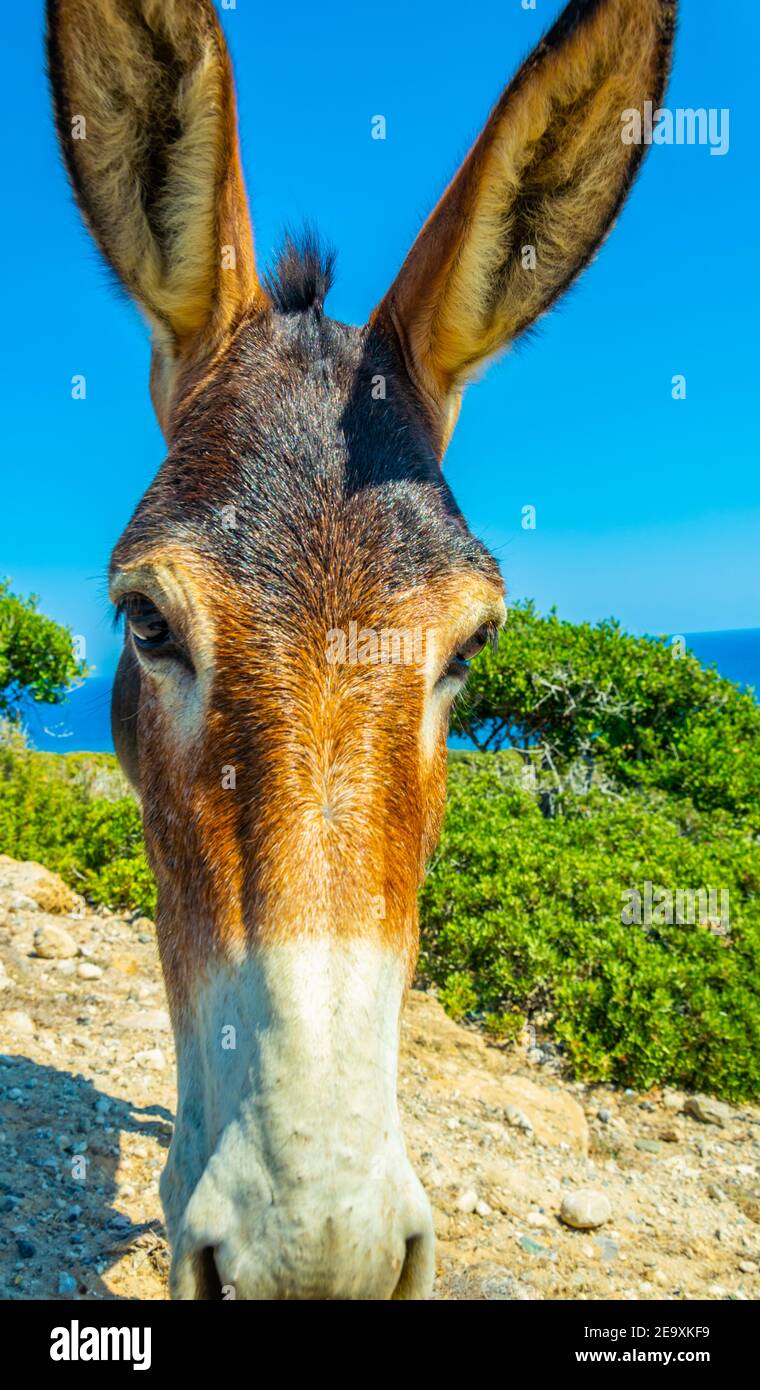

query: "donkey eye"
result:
(456, 623), (494, 663)
(442, 622), (496, 682)
(121, 594), (173, 652)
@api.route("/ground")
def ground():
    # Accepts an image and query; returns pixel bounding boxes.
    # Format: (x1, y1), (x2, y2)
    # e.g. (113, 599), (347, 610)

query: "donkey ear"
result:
(372, 0), (677, 452)
(46, 0), (267, 430)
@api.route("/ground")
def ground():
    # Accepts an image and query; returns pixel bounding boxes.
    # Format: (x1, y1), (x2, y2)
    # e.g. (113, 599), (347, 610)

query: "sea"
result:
(19, 627), (760, 755)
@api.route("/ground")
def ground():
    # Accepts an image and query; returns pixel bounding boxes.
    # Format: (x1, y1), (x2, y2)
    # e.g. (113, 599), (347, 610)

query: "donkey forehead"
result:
(112, 312), (503, 603)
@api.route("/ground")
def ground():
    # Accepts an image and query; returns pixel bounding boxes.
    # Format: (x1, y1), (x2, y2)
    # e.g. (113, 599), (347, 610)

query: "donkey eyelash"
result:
(116, 592), (194, 669)
(439, 621), (498, 684)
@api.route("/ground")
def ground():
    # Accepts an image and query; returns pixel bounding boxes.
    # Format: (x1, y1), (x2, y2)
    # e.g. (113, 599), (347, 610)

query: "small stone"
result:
(738, 1260), (757, 1274)
(518, 1235), (556, 1260)
(118, 1008), (171, 1033)
(560, 1189), (612, 1230)
(433, 1209), (452, 1239)
(77, 962), (102, 980)
(1, 1009), (34, 1036)
(662, 1089), (686, 1112)
(16, 1238), (35, 1259)
(595, 1236), (619, 1262)
(9, 893), (40, 913)
(684, 1095), (731, 1128)
(635, 1139), (663, 1153)
(134, 1048), (166, 1071)
(597, 1108), (612, 1124)
(475, 1200), (492, 1218)
(505, 1104), (533, 1133)
(57, 1272), (77, 1296)
(130, 917), (155, 934)
(527, 1211), (552, 1230)
(456, 1188), (479, 1214)
(33, 923), (78, 960)
(707, 1184), (725, 1201)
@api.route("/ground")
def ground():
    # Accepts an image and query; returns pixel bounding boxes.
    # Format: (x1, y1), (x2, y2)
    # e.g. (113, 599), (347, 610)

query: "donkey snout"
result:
(172, 1164), (435, 1300)
(164, 941), (435, 1299)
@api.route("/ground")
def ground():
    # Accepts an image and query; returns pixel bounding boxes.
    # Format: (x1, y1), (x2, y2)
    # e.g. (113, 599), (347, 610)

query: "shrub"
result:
(0, 748), (155, 917)
(452, 601), (760, 827)
(419, 753), (760, 1100)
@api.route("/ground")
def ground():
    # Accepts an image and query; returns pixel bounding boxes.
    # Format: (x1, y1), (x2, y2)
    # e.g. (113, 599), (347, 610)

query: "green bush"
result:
(453, 601), (760, 827)
(420, 753), (760, 1100)
(0, 748), (155, 917)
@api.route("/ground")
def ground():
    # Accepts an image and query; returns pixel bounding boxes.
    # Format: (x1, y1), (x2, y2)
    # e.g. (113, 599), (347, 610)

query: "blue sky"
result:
(3, 0), (758, 681)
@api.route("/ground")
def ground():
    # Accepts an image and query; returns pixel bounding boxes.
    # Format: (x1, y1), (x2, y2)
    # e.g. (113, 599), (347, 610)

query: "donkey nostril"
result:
(195, 1246), (223, 1300)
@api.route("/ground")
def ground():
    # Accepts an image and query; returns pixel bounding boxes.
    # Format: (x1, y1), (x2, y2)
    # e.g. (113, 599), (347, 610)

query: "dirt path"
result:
(1, 855), (758, 1301)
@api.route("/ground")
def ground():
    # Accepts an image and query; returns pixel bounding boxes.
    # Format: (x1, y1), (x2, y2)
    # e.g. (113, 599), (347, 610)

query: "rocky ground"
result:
(0, 854), (758, 1302)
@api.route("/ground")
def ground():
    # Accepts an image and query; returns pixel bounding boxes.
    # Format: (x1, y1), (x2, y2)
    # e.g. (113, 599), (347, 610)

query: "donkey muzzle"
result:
(161, 939), (435, 1300)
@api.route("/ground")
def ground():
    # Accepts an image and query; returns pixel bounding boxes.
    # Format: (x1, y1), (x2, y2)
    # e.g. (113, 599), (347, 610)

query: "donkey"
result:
(47, 0), (676, 1299)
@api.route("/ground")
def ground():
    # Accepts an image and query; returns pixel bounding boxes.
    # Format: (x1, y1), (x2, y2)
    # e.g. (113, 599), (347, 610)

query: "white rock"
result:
(684, 1094), (731, 1127)
(9, 893), (40, 913)
(33, 923), (78, 960)
(0, 1008), (34, 1036)
(560, 1189), (612, 1230)
(505, 1104), (534, 1133)
(134, 1048), (166, 1071)
(77, 962), (102, 980)
(475, 1200), (492, 1218)
(119, 1008), (171, 1033)
(456, 1188), (479, 1214)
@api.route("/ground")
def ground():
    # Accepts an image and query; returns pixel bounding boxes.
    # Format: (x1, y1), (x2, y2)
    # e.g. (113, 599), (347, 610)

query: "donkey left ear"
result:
(46, 0), (268, 435)
(372, 0), (677, 454)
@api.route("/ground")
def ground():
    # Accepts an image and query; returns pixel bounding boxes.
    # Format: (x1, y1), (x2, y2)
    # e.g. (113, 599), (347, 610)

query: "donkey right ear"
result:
(46, 0), (268, 433)
(372, 0), (677, 456)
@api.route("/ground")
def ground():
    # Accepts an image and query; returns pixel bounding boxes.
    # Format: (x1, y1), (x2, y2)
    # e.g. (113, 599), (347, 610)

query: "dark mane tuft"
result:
(264, 230), (336, 314)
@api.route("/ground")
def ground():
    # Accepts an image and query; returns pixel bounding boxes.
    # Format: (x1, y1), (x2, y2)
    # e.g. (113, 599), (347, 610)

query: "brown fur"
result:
(111, 541), (502, 1012)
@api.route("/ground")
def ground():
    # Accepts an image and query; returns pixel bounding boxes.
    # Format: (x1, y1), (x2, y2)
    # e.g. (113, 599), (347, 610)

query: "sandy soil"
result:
(1, 856), (758, 1301)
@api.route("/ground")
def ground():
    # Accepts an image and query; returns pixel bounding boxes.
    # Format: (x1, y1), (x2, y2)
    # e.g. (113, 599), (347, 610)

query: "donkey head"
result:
(48, 0), (675, 1299)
